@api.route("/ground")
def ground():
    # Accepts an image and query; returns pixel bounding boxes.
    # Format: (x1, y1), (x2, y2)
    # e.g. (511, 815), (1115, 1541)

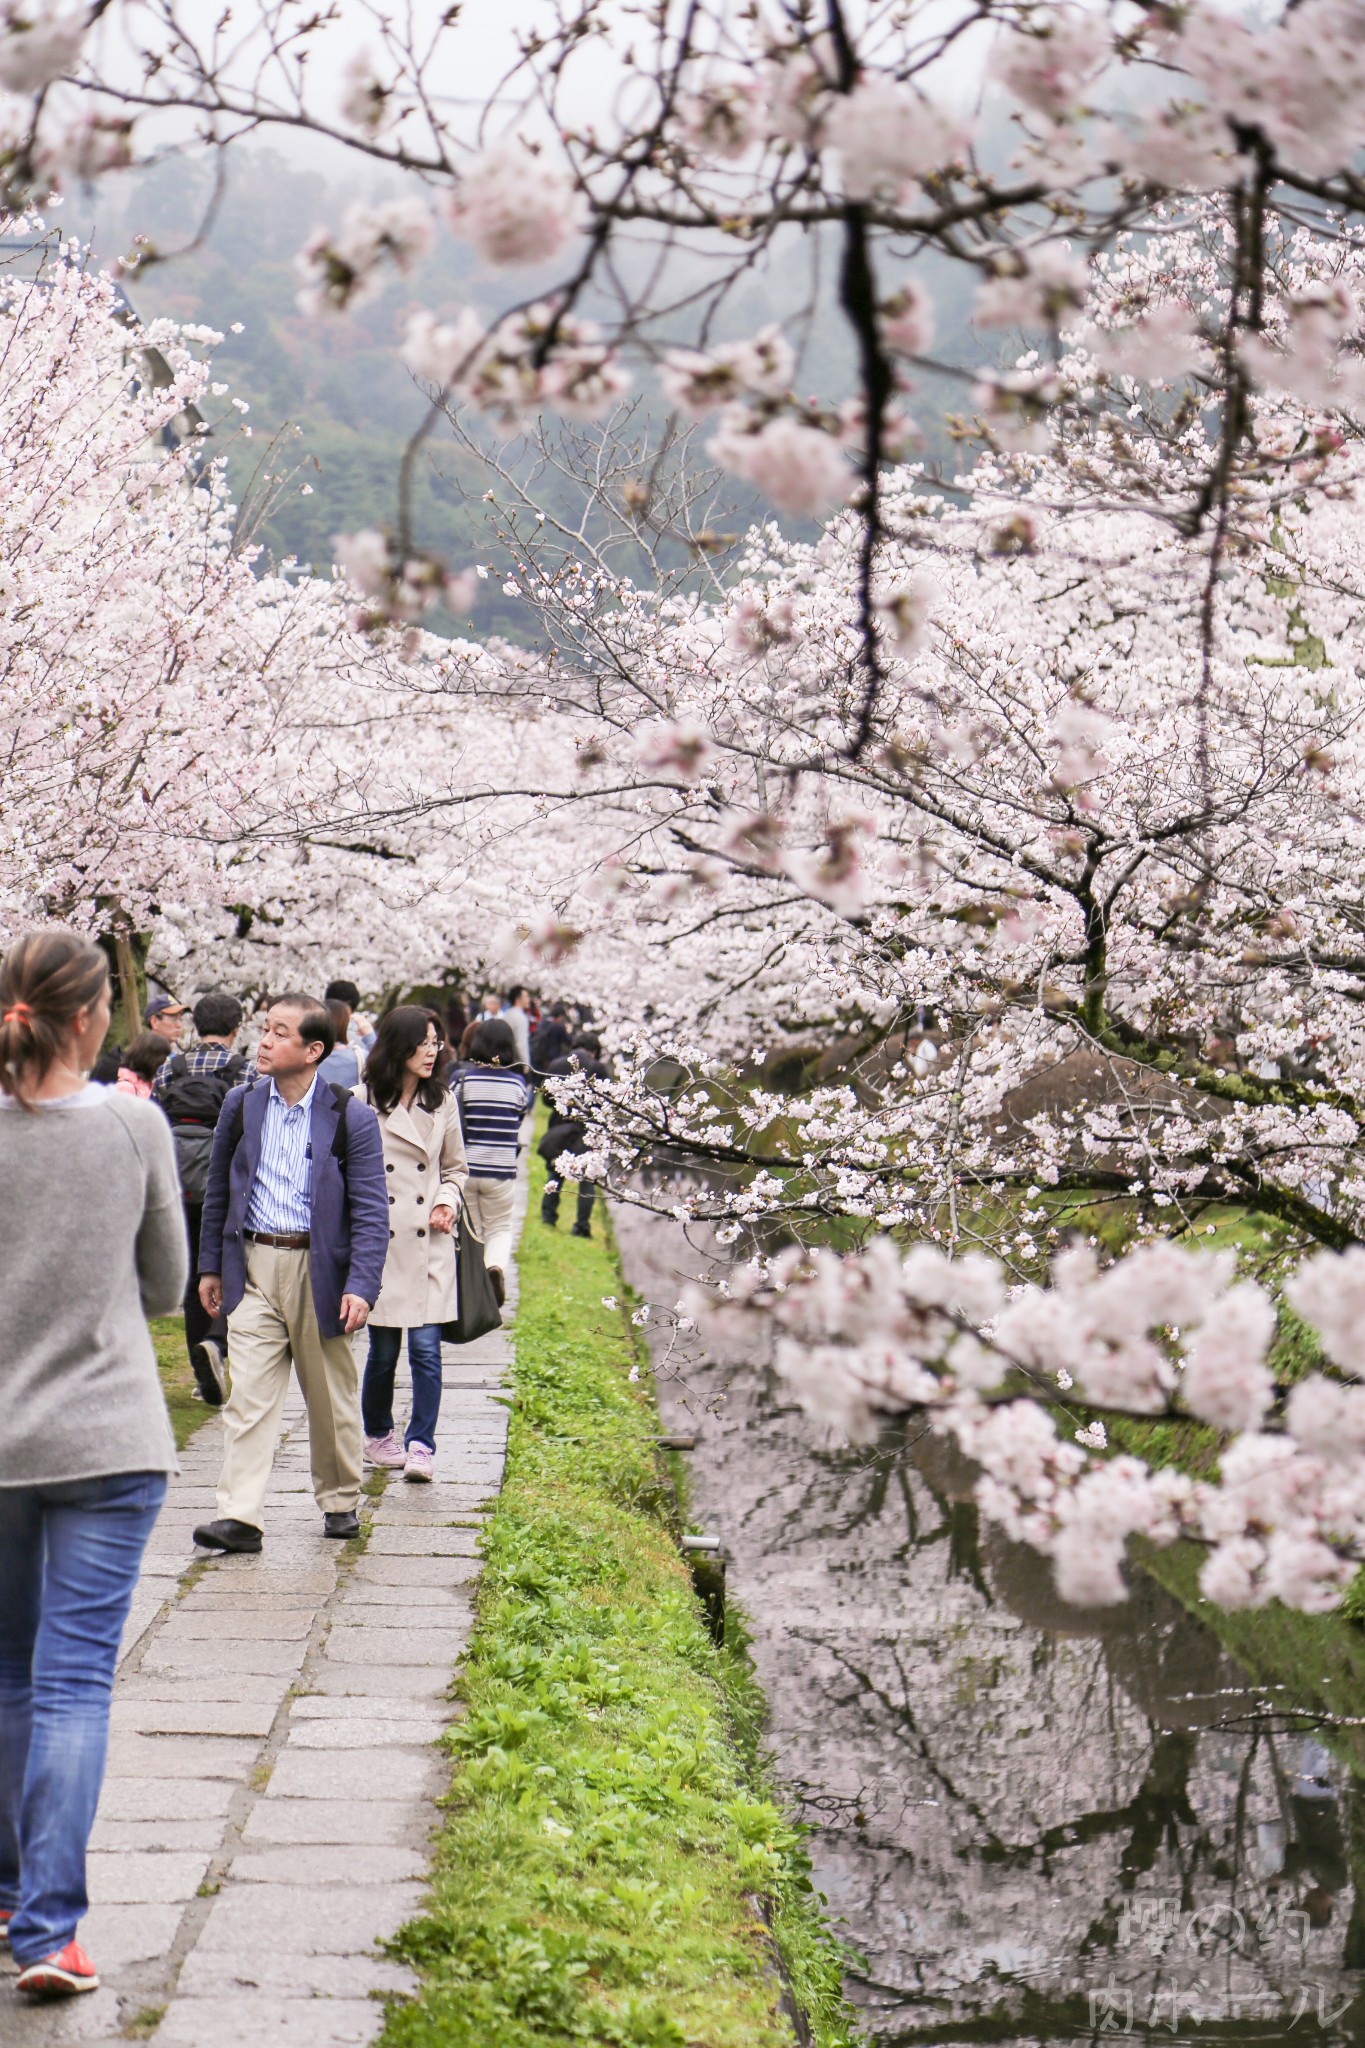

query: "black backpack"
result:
(160, 1053), (248, 1201)
(158, 1051), (248, 1131)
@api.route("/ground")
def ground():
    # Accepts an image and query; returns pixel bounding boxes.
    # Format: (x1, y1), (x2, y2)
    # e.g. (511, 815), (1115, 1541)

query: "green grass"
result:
(381, 1141), (856, 2048)
(149, 1313), (208, 1450)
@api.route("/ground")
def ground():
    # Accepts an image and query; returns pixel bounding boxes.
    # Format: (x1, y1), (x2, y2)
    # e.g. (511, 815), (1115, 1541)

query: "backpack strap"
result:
(228, 1075), (258, 1155)
(328, 1083), (351, 1172)
(167, 1052), (190, 1079)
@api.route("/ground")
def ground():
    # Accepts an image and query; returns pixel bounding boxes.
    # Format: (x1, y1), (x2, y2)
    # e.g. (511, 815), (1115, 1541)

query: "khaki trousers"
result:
(463, 1177), (516, 1278)
(217, 1245), (362, 1530)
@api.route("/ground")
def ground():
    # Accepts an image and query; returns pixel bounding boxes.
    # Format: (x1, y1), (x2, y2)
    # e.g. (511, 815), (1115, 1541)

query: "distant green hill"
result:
(68, 147), (987, 640)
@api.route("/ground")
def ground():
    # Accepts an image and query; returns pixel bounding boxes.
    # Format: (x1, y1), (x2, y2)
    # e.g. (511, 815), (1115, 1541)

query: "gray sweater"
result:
(0, 1084), (188, 1486)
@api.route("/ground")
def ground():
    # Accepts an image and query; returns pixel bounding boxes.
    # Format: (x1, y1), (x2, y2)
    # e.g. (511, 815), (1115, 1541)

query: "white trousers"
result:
(462, 1177), (516, 1277)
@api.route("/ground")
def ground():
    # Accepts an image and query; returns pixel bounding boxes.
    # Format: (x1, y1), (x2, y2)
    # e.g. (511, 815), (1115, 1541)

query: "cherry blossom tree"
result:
(0, 230), (292, 959)
(18, 4), (1365, 1616)
(412, 210), (1365, 1618)
(10, 0), (1365, 748)
(0, 226), (583, 1019)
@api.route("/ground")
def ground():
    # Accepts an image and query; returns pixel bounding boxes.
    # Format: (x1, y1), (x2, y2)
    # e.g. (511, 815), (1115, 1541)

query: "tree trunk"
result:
(113, 928), (142, 1044)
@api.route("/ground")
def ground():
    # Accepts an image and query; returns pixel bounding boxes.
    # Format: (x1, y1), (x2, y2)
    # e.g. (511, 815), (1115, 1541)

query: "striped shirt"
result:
(246, 1076), (317, 1234)
(454, 1066), (531, 1181)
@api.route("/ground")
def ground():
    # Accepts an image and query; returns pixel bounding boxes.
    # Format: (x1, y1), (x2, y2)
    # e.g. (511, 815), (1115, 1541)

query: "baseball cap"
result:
(146, 992), (187, 1018)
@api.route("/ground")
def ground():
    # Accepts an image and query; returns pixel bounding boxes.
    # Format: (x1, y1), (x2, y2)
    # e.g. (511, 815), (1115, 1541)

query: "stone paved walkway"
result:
(6, 1175), (523, 2047)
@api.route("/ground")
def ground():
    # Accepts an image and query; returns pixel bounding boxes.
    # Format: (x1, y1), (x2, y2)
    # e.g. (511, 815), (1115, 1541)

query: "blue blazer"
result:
(198, 1078), (389, 1339)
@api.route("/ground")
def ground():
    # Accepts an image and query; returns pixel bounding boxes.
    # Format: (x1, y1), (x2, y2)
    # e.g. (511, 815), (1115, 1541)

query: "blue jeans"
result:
(0, 1471), (167, 1964)
(362, 1324), (443, 1452)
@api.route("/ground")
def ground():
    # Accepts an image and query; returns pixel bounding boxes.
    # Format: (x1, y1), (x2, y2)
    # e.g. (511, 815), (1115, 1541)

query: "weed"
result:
(122, 2005), (166, 2039)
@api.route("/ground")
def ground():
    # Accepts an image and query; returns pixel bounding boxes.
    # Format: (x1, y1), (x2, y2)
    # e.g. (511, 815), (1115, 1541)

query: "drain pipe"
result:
(680, 1532), (728, 1642)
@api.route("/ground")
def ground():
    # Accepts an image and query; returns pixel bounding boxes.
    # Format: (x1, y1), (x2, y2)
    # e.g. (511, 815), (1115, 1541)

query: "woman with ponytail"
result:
(0, 930), (187, 2001)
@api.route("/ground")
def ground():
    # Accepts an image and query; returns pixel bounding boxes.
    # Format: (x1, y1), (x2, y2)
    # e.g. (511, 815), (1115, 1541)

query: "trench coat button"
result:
(389, 1229), (395, 1239)
(386, 1162), (394, 1173)
(388, 1195), (395, 1205)
(416, 1194), (424, 1205)
(417, 1161), (426, 1170)
(417, 1227), (426, 1238)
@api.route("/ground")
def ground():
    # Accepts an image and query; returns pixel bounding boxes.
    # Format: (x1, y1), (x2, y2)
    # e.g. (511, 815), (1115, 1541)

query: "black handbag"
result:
(441, 1210), (503, 1345)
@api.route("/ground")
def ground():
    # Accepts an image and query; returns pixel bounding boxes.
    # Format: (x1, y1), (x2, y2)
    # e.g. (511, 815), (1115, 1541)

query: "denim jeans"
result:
(0, 1471), (167, 1964)
(362, 1324), (443, 1452)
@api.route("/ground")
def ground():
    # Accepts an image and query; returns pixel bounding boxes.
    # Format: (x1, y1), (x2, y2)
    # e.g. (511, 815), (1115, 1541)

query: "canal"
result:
(613, 1205), (1365, 2046)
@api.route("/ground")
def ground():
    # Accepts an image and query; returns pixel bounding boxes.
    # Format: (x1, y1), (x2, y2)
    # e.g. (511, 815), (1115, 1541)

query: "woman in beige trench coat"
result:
(356, 1006), (468, 1482)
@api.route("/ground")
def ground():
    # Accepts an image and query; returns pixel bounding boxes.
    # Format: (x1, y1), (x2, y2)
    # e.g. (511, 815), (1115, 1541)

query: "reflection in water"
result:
(612, 1205), (1365, 2045)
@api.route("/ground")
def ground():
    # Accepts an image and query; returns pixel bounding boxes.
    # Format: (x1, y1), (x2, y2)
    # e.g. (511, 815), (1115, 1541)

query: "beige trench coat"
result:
(360, 1090), (469, 1328)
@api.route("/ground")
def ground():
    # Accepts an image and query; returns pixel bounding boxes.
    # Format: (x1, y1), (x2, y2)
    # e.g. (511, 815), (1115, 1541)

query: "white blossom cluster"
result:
(686, 1236), (1365, 1617)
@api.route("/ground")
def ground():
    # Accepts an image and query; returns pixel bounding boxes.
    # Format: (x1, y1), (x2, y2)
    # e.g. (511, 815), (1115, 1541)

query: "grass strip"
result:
(150, 1313), (207, 1450)
(382, 1142), (856, 2048)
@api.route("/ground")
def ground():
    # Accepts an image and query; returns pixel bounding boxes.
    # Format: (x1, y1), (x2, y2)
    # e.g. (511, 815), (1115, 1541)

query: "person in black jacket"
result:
(153, 992), (246, 1405)
(529, 1002), (572, 1076)
(539, 1034), (608, 1239)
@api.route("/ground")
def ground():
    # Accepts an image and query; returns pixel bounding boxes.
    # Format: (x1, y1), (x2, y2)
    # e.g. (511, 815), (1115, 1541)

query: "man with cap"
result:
(146, 992), (188, 1049)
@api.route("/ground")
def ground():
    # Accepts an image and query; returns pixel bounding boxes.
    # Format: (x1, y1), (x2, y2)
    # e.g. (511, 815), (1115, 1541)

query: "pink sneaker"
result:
(403, 1442), (435, 1483)
(364, 1432), (406, 1469)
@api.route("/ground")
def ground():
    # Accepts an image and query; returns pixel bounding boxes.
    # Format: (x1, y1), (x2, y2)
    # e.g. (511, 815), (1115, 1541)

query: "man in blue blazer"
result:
(192, 993), (388, 1553)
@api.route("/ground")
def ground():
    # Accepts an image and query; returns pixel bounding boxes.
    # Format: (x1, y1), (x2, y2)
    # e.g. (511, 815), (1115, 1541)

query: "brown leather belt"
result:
(246, 1231), (311, 1249)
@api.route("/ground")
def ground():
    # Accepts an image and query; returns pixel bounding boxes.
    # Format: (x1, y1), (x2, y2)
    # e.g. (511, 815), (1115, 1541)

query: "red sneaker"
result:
(0, 1907), (12, 1942)
(16, 1940), (99, 1997)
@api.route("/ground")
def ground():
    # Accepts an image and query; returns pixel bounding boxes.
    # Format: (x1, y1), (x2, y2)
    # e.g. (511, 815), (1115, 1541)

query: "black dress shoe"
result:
(193, 1518), (262, 1554)
(323, 1510), (360, 1539)
(571, 1222), (592, 1239)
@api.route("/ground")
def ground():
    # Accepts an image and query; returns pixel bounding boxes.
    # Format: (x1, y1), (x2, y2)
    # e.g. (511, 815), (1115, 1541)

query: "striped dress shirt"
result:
(454, 1067), (531, 1180)
(245, 1077), (317, 1234)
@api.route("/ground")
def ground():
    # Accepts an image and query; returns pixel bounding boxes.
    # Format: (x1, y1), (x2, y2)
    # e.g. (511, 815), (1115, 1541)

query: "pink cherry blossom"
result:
(991, 9), (1110, 120)
(708, 412), (852, 515)
(0, 5), (85, 94)
(444, 141), (585, 268)
(880, 284), (935, 359)
(633, 722), (717, 782)
(823, 78), (969, 201)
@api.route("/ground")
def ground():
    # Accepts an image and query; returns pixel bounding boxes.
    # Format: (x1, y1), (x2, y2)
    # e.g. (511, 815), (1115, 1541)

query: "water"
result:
(612, 1204), (1365, 2046)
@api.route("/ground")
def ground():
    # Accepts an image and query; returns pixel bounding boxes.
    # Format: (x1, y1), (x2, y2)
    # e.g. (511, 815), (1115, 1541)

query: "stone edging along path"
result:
(5, 1171), (526, 2048)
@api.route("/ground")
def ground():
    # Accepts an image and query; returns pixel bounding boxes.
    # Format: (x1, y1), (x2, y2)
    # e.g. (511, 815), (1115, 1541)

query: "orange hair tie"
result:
(3, 1002), (32, 1026)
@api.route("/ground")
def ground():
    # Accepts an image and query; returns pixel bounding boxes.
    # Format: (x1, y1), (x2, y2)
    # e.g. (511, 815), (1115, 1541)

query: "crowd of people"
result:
(0, 930), (607, 2002)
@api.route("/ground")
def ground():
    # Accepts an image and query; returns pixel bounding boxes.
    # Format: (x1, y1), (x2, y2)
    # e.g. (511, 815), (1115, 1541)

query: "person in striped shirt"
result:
(451, 1017), (531, 1305)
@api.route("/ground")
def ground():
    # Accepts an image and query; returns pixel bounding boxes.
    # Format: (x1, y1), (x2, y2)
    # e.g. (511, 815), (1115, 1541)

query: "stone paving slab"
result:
(153, 1999), (386, 2048)
(102, 1735), (259, 1779)
(174, 1950), (417, 1998)
(347, 1553), (481, 1588)
(239, 1800), (429, 1848)
(191, 1881), (427, 1954)
(265, 1747), (443, 1803)
(304, 1665), (453, 1701)
(3, 1162), (525, 2044)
